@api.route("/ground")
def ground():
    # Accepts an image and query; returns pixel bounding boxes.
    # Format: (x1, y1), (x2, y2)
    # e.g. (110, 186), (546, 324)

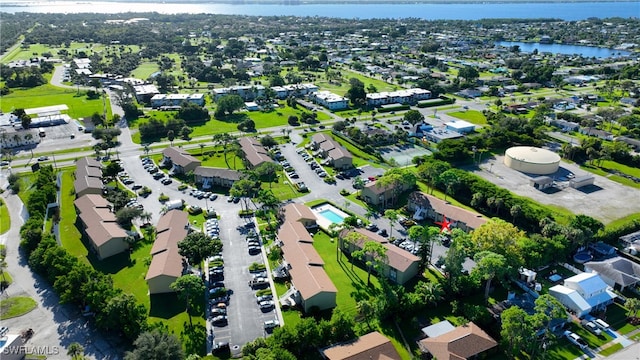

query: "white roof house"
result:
(549, 272), (616, 318)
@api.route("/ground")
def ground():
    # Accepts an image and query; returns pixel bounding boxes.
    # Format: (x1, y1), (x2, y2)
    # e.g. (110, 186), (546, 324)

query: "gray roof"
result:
(586, 257), (640, 287)
(194, 166), (242, 181)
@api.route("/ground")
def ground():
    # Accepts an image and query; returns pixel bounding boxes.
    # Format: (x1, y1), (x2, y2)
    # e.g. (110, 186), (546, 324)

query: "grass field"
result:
(0, 198), (10, 235)
(0, 83), (113, 120)
(132, 103), (325, 143)
(131, 61), (160, 80)
(315, 68), (399, 95)
(59, 170), (88, 260)
(0, 296), (37, 319)
(447, 110), (488, 125)
(580, 160), (640, 190)
(311, 230), (412, 359)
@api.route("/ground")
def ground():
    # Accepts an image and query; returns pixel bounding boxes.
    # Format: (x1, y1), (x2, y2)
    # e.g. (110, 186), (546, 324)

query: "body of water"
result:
(1, 1), (638, 20)
(496, 41), (632, 58)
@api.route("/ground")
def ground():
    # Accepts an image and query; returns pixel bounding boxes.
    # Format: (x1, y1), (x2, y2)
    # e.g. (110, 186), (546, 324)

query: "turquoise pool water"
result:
(318, 209), (345, 224)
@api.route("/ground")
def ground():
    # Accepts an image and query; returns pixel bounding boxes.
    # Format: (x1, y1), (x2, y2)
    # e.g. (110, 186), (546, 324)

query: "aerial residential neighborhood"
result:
(0, 6), (639, 360)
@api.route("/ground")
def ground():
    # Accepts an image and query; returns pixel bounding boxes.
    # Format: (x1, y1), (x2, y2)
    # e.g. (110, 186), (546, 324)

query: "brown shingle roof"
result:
(364, 181), (393, 195)
(76, 157), (102, 169)
(322, 331), (402, 360)
(147, 210), (189, 280)
(283, 203), (317, 223)
(408, 192), (487, 230)
(278, 212), (337, 300)
(74, 194), (127, 247)
(340, 228), (419, 272)
(239, 137), (273, 167)
(162, 147), (201, 168)
(312, 133), (352, 161)
(418, 322), (497, 360)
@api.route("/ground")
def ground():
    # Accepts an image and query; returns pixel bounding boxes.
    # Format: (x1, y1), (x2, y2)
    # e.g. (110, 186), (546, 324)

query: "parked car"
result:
(248, 246), (261, 255)
(594, 319), (610, 330)
(264, 320), (280, 330)
(377, 229), (388, 237)
(256, 294), (273, 303)
(161, 178), (173, 185)
(211, 307), (227, 316)
(37, 156), (49, 161)
(211, 341), (230, 354)
(259, 300), (275, 311)
(366, 223), (379, 232)
(582, 321), (602, 336)
(211, 315), (228, 326)
(209, 194), (218, 201)
(564, 331), (588, 349)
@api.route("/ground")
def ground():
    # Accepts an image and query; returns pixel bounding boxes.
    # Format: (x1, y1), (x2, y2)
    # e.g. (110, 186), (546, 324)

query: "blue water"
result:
(496, 41), (632, 58)
(319, 209), (345, 224)
(1, 1), (638, 20)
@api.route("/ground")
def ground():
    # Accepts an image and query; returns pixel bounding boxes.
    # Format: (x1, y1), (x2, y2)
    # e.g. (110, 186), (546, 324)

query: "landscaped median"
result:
(0, 198), (10, 234)
(0, 296), (37, 320)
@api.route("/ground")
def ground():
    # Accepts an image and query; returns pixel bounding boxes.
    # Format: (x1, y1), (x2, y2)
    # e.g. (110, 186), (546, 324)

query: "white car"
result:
(593, 319), (610, 330)
(264, 319), (279, 330)
(564, 331), (588, 349)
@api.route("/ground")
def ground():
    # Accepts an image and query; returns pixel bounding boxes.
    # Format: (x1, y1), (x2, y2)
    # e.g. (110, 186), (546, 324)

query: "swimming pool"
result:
(319, 209), (346, 224)
(312, 203), (350, 230)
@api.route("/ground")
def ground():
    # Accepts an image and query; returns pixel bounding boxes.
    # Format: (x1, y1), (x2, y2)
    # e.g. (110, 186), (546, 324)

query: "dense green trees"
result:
(124, 329), (185, 360)
(215, 95), (245, 118)
(178, 232), (222, 266)
(346, 78), (366, 106)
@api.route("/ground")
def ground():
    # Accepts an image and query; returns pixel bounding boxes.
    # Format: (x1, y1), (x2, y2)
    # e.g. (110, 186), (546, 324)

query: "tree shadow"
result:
(149, 293), (184, 319)
(181, 321), (207, 356)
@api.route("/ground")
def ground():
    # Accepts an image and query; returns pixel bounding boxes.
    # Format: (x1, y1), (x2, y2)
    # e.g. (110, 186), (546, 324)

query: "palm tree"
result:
(23, 133), (34, 156)
(384, 209), (399, 239)
(67, 342), (85, 359)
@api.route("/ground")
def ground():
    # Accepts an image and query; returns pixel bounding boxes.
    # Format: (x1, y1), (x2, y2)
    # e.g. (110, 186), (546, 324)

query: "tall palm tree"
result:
(23, 133), (34, 156)
(67, 342), (85, 359)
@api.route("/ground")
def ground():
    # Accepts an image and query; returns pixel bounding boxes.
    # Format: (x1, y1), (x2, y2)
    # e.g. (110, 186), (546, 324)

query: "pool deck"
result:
(311, 203), (350, 231)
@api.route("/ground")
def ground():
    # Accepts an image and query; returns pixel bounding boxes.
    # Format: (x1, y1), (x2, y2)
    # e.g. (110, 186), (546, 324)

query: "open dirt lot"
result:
(473, 155), (640, 224)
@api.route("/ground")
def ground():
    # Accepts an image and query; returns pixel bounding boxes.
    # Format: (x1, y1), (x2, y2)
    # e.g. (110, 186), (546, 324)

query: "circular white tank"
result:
(504, 146), (561, 175)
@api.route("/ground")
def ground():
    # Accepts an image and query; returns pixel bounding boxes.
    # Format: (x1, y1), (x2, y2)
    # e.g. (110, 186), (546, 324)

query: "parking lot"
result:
(121, 154), (284, 352)
(472, 155), (640, 224)
(205, 206), (280, 357)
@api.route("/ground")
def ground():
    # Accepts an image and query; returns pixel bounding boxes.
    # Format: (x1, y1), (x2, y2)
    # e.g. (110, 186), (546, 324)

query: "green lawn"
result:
(0, 198), (10, 235)
(580, 160), (640, 190)
(312, 231), (381, 316)
(131, 61), (160, 80)
(599, 343), (623, 356)
(198, 151), (245, 170)
(261, 172), (304, 201)
(447, 110), (488, 125)
(59, 170), (88, 259)
(2, 42), (107, 63)
(0, 296), (37, 319)
(315, 68), (398, 95)
(0, 83), (113, 120)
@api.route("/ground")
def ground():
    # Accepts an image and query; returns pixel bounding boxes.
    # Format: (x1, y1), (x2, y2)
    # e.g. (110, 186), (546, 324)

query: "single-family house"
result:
(585, 257), (640, 291)
(321, 331), (402, 360)
(549, 272), (616, 318)
(193, 166), (242, 189)
(550, 119), (580, 132)
(616, 136), (640, 150)
(580, 127), (614, 141)
(339, 228), (420, 285)
(238, 137), (273, 168)
(277, 204), (337, 313)
(407, 192), (488, 232)
(146, 210), (189, 294)
(74, 157), (104, 197)
(74, 194), (128, 260)
(418, 322), (498, 360)
(310, 133), (353, 170)
(162, 147), (201, 174)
